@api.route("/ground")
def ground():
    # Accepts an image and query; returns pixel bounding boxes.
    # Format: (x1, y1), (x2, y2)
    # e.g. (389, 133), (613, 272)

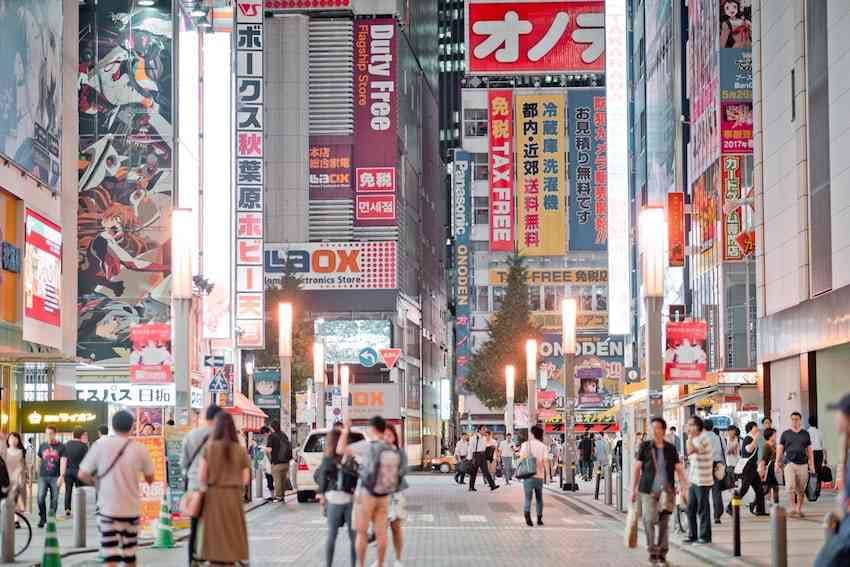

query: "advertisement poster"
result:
(577, 366), (605, 406)
(721, 155), (745, 260)
(265, 241), (397, 290)
(0, 1), (63, 190)
(465, 1), (605, 75)
(538, 334), (624, 409)
(314, 319), (392, 364)
(77, 1), (173, 363)
(253, 369), (281, 408)
(720, 101), (753, 154)
(667, 192), (685, 267)
(309, 137), (353, 200)
(128, 323), (173, 383)
(165, 427), (191, 524)
(136, 436), (167, 533)
(487, 90), (514, 251)
(515, 93), (566, 256)
(719, 48), (752, 100)
(664, 320), (709, 384)
(135, 408), (164, 437)
(719, 0), (752, 49)
(353, 18), (397, 228)
(453, 150), (473, 392)
(537, 390), (559, 420)
(568, 88), (607, 251)
(22, 209), (62, 349)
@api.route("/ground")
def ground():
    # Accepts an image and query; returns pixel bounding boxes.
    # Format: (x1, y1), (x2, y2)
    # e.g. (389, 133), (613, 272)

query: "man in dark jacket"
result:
(265, 420), (292, 501)
(62, 428), (89, 516)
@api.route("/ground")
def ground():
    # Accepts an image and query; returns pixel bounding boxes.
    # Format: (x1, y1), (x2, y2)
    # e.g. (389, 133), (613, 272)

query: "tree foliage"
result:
(465, 255), (541, 409)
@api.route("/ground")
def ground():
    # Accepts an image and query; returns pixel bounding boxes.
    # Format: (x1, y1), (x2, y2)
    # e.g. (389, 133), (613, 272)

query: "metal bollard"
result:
(73, 486), (87, 548)
(770, 505), (787, 567)
(594, 467), (602, 499)
(823, 512), (840, 545)
(604, 465), (613, 506)
(254, 464), (265, 500)
(732, 490), (741, 557)
(614, 471), (624, 512)
(1, 495), (14, 561)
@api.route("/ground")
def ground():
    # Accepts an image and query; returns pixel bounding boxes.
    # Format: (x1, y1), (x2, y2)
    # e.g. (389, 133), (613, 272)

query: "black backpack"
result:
(277, 433), (293, 463)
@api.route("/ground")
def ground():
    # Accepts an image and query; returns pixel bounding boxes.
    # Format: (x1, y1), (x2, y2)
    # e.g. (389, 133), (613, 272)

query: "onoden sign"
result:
(264, 242), (397, 290)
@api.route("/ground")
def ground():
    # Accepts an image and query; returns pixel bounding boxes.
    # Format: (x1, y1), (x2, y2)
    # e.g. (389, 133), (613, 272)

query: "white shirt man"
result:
(498, 435), (516, 484)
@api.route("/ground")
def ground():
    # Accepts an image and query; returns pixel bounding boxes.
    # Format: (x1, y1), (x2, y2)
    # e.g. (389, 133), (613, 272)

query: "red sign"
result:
(309, 137), (352, 200)
(720, 101), (753, 154)
(356, 195), (396, 221)
(23, 209), (62, 328)
(466, 1), (605, 75)
(667, 192), (685, 267)
(488, 89), (514, 251)
(129, 323), (173, 384)
(265, 0), (351, 9)
(355, 167), (396, 193)
(379, 348), (402, 369)
(721, 155), (744, 261)
(664, 320), (708, 384)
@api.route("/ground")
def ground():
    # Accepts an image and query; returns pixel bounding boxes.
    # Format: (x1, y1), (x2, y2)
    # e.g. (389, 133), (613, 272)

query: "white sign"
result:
(265, 242), (397, 290)
(75, 383), (176, 407)
(348, 384), (401, 421)
(191, 386), (205, 409)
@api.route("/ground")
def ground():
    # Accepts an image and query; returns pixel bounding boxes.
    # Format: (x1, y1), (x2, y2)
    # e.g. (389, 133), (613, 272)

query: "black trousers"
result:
(189, 515), (199, 564)
(63, 473), (83, 513)
(814, 450), (825, 478)
(455, 459), (467, 484)
(687, 485), (712, 542)
(735, 470), (765, 514)
(711, 469), (724, 521)
(469, 452), (495, 490)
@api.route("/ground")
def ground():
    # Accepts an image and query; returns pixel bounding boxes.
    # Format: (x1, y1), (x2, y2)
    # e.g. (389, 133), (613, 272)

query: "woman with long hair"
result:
(5, 433), (27, 514)
(196, 412), (250, 565)
(384, 424), (408, 566)
(316, 428), (356, 566)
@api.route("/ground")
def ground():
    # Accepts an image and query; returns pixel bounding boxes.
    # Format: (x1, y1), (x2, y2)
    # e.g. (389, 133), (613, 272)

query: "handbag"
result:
(820, 466), (834, 484)
(624, 497), (641, 548)
(181, 490), (205, 518)
(515, 445), (537, 480)
(806, 472), (821, 502)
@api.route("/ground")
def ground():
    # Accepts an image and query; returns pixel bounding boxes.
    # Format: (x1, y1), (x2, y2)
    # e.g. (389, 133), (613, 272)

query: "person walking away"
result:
(384, 424), (408, 567)
(257, 425), (275, 496)
(453, 434), (469, 485)
(727, 422), (765, 517)
(759, 428), (780, 511)
(316, 428), (357, 567)
(181, 404), (222, 565)
(78, 410), (154, 567)
(666, 427), (682, 456)
(809, 416), (826, 481)
(776, 411), (815, 518)
(498, 434), (515, 485)
(630, 417), (689, 565)
(36, 426), (66, 528)
(265, 420), (293, 502)
(5, 433), (27, 515)
(483, 430), (498, 479)
(62, 428), (89, 517)
(814, 394), (850, 566)
(467, 425), (498, 492)
(703, 419), (726, 525)
(195, 412), (250, 565)
(519, 425), (547, 526)
(595, 433), (610, 489)
(685, 416), (714, 544)
(579, 434), (593, 481)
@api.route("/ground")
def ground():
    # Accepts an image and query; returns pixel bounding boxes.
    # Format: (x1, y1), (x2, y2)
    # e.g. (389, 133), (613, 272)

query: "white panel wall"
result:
(828, 0), (850, 288)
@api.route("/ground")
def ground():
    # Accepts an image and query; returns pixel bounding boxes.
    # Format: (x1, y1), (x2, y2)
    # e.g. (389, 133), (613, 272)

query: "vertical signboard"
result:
(568, 88), (607, 251)
(515, 93), (566, 257)
(488, 90), (514, 251)
(234, 1), (265, 349)
(453, 150), (473, 393)
(667, 192), (685, 267)
(721, 155), (744, 261)
(353, 18), (397, 227)
(77, 1), (173, 363)
(719, 2), (752, 155)
(22, 209), (62, 349)
(128, 322), (173, 383)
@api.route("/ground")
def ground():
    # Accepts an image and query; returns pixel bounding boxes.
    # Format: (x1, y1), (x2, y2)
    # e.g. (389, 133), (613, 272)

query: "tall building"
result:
(438, 0), (465, 158)
(753, 0), (850, 463)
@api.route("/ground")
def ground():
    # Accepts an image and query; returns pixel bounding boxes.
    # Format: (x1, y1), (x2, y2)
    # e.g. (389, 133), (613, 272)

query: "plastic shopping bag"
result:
(625, 495), (641, 549)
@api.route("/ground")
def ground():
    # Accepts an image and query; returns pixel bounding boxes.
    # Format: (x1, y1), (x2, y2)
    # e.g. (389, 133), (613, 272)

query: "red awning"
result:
(224, 393), (268, 419)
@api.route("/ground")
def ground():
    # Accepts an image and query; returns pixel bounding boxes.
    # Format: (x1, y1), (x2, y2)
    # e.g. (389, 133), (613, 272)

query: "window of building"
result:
(472, 153), (488, 181)
(473, 196), (489, 225)
(543, 286), (564, 312)
(595, 288), (608, 311)
(529, 286), (542, 312)
(475, 286), (490, 312)
(579, 288), (594, 312)
(463, 109), (488, 137)
(493, 286), (506, 310)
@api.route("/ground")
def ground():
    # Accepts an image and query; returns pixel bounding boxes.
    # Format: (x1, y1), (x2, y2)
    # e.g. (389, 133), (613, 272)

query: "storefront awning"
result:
(675, 385), (720, 407)
(224, 393), (268, 431)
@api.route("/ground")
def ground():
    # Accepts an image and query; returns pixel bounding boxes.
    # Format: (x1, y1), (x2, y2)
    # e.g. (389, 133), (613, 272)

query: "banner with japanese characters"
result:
(515, 93), (566, 256)
(309, 136), (353, 200)
(668, 192), (685, 267)
(664, 320), (709, 384)
(353, 18), (398, 227)
(452, 150), (473, 393)
(234, 1), (265, 349)
(488, 90), (514, 251)
(75, 382), (176, 407)
(567, 88), (607, 251)
(721, 155), (745, 261)
(465, 1), (605, 75)
(128, 323), (173, 384)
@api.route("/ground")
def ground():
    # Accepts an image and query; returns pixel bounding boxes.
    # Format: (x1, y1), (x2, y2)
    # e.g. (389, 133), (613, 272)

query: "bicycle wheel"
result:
(14, 512), (32, 558)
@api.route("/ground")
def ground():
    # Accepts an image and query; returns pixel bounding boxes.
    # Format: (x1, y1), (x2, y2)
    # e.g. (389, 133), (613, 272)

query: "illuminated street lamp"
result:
(505, 365), (516, 436)
(525, 339), (538, 434)
(561, 298), (578, 491)
(340, 364), (351, 422)
(313, 341), (326, 428)
(640, 208), (666, 419)
(278, 302), (293, 436)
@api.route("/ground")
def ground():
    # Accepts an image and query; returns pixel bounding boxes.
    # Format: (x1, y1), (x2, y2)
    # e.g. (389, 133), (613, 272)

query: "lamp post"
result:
(278, 302), (293, 437)
(640, 208), (666, 420)
(561, 298), (578, 491)
(313, 341), (326, 429)
(340, 364), (350, 422)
(525, 339), (538, 434)
(505, 365), (515, 437)
(172, 208), (194, 426)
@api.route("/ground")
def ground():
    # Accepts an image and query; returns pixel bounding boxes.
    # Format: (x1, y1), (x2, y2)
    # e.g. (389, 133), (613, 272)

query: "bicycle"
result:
(10, 511), (33, 558)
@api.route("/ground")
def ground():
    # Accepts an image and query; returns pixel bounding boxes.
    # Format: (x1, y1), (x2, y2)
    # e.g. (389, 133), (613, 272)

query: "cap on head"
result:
(828, 393), (850, 416)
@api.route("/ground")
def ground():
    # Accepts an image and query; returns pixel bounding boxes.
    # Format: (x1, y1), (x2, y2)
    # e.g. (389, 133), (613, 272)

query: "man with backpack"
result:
(182, 404), (222, 565)
(265, 420), (292, 502)
(337, 415), (401, 567)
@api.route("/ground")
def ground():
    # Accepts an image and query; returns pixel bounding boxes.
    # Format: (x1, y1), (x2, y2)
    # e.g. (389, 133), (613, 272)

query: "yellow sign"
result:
(489, 268), (607, 286)
(515, 93), (567, 256)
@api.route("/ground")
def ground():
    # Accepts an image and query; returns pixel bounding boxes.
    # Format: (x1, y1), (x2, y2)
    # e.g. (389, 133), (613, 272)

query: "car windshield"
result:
(304, 431), (364, 453)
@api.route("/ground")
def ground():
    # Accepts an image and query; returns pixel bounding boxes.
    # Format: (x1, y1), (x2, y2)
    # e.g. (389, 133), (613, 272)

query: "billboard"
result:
(538, 333), (624, 409)
(667, 192), (685, 267)
(234, 1), (266, 350)
(721, 155), (745, 261)
(22, 209), (62, 350)
(515, 93), (566, 256)
(128, 323), (173, 384)
(719, 48), (752, 100)
(78, 1), (174, 363)
(465, 1), (605, 75)
(349, 384), (401, 421)
(0, 1), (63, 190)
(314, 319), (392, 365)
(488, 90), (514, 251)
(253, 369), (281, 409)
(568, 88), (607, 251)
(720, 101), (753, 154)
(664, 320), (708, 384)
(353, 18), (397, 227)
(453, 150), (473, 392)
(309, 137), (353, 200)
(489, 267), (606, 285)
(265, 242), (397, 290)
(75, 382), (176, 407)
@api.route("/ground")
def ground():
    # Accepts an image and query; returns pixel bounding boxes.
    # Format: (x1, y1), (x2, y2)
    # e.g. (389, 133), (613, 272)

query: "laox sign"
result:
(277, 248), (361, 273)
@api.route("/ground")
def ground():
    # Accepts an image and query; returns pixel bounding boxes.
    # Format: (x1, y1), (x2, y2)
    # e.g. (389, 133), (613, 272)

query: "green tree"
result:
(465, 255), (541, 408)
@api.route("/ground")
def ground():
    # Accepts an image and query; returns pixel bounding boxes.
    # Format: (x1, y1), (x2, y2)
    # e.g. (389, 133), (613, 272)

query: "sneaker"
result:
(714, 518), (722, 525)
(697, 538), (711, 544)
(38, 519), (45, 528)
(681, 538), (696, 545)
(490, 484), (500, 491)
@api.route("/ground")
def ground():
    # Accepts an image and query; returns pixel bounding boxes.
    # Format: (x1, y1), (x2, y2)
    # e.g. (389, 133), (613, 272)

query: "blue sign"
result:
(208, 369), (229, 393)
(453, 149), (473, 393)
(567, 88), (607, 251)
(358, 347), (379, 368)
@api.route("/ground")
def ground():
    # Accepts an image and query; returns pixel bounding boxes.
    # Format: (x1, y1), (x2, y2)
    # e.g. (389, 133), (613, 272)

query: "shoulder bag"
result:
(180, 436), (211, 518)
(515, 443), (537, 480)
(86, 439), (132, 483)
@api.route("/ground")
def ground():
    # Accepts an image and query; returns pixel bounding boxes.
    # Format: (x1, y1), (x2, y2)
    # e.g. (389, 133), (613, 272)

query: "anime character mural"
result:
(77, 1), (173, 364)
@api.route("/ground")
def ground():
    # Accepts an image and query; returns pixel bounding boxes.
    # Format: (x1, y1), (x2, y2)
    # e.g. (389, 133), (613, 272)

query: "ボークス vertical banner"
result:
(663, 320), (708, 384)
(353, 18), (398, 227)
(452, 150), (473, 393)
(667, 192), (685, 267)
(488, 89), (514, 251)
(515, 93), (566, 256)
(567, 88), (608, 251)
(234, 1), (265, 349)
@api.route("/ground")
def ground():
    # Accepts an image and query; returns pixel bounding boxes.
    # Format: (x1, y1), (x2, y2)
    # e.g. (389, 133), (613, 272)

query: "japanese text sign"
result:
(568, 88), (607, 251)
(488, 90), (515, 251)
(721, 155), (745, 261)
(22, 209), (62, 350)
(453, 150), (473, 393)
(668, 192), (685, 267)
(265, 242), (397, 290)
(515, 93), (566, 256)
(720, 101), (753, 154)
(75, 383), (177, 407)
(128, 323), (173, 384)
(664, 320), (709, 384)
(466, 1), (605, 75)
(309, 137), (353, 200)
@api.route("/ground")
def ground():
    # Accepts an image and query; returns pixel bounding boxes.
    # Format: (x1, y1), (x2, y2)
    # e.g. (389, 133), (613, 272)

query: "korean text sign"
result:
(466, 1), (605, 75)
(488, 90), (514, 251)
(663, 320), (708, 384)
(515, 93), (566, 256)
(568, 88), (607, 251)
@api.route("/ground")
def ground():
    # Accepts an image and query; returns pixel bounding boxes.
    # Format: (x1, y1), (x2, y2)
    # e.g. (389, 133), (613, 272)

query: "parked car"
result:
(424, 453), (457, 473)
(295, 427), (364, 503)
